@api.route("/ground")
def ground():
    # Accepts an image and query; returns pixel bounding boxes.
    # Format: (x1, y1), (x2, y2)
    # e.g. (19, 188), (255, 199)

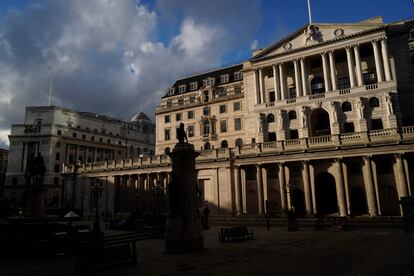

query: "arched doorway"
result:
(292, 189), (306, 217)
(310, 108), (331, 136)
(220, 140), (228, 148)
(350, 187), (367, 216)
(315, 172), (338, 215)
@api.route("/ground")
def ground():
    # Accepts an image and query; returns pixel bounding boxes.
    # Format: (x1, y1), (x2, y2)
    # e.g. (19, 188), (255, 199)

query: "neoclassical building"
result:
(63, 17), (414, 218)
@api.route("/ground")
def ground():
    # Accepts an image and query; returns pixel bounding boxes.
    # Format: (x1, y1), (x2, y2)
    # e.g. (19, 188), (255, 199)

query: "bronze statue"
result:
(176, 123), (188, 144)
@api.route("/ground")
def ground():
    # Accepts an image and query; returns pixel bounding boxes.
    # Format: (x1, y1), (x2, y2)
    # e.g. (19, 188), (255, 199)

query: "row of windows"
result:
(170, 72), (243, 95)
(164, 102), (242, 124)
(57, 130), (125, 145)
(164, 118), (242, 141)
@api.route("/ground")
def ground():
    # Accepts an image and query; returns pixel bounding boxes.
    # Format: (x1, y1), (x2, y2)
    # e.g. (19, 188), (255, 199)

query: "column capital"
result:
(320, 51), (329, 56)
(363, 155), (372, 162)
(292, 58), (300, 62)
(371, 38), (381, 44)
(301, 160), (309, 166)
(327, 49), (335, 54)
(334, 157), (343, 163)
(394, 152), (405, 159)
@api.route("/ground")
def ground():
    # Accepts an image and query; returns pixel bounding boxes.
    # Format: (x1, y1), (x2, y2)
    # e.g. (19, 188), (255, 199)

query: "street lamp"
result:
(91, 179), (104, 241)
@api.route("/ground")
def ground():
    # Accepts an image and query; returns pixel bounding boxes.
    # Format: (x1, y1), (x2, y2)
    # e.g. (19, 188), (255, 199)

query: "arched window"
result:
(235, 138), (243, 147)
(204, 142), (211, 150)
(266, 113), (275, 123)
(288, 110), (297, 120)
(203, 120), (210, 135)
(164, 147), (170, 154)
(342, 101), (352, 112)
(368, 97), (380, 108)
(310, 76), (325, 94)
(220, 140), (228, 148)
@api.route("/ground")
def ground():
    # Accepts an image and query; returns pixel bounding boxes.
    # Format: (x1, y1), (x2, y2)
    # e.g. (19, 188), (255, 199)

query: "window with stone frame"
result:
(233, 102), (241, 111)
(234, 118), (242, 131)
(176, 113), (182, 121)
(371, 118), (383, 130)
(190, 82), (198, 91)
(219, 104), (227, 114)
(179, 85), (186, 93)
(289, 87), (296, 98)
(289, 129), (299, 139)
(220, 74), (229, 83)
(269, 90), (276, 102)
(343, 122), (355, 133)
(164, 115), (170, 123)
(363, 72), (376, 85)
(220, 120), (227, 133)
(288, 110), (297, 120)
(342, 101), (352, 112)
(187, 110), (194, 119)
(187, 125), (195, 137)
(164, 129), (170, 140)
(234, 71), (242, 81)
(203, 106), (210, 116)
(338, 77), (350, 90)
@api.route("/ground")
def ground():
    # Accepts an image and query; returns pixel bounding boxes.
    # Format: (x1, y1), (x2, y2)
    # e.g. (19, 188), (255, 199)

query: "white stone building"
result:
(5, 106), (154, 211)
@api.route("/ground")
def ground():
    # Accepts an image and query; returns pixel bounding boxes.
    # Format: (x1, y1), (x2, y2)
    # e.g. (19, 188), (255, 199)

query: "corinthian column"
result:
(394, 153), (408, 199)
(273, 65), (280, 101)
(259, 68), (265, 103)
(345, 47), (356, 88)
(256, 164), (264, 215)
(302, 160), (313, 216)
(300, 58), (308, 96)
(372, 39), (384, 83)
(279, 64), (286, 100)
(335, 158), (347, 216)
(293, 59), (302, 97)
(321, 52), (331, 92)
(353, 45), (363, 86)
(254, 69), (260, 104)
(328, 51), (337, 91)
(381, 37), (392, 81)
(234, 166), (243, 215)
(362, 156), (378, 217)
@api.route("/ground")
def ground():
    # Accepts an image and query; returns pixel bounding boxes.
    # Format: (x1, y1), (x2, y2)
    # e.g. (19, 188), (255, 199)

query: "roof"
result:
(162, 63), (243, 99)
(131, 112), (151, 122)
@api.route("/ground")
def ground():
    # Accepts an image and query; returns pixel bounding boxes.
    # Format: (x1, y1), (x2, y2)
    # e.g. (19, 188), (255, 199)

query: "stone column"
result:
(302, 160), (313, 216)
(293, 59), (302, 97)
(321, 52), (331, 92)
(300, 58), (308, 96)
(381, 38), (392, 81)
(345, 47), (356, 87)
(259, 68), (265, 104)
(234, 166), (243, 215)
(241, 168), (247, 214)
(309, 162), (317, 215)
(262, 167), (269, 206)
(362, 156), (378, 217)
(335, 158), (347, 216)
(353, 45), (363, 86)
(254, 69), (260, 104)
(277, 162), (287, 215)
(328, 51), (337, 91)
(342, 161), (351, 216)
(372, 39), (384, 83)
(394, 153), (409, 199)
(403, 158), (412, 196)
(279, 64), (286, 100)
(256, 164), (264, 215)
(273, 65), (280, 101)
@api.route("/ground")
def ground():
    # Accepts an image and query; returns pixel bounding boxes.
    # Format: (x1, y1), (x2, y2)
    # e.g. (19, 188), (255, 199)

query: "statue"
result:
(279, 112), (284, 130)
(357, 98), (364, 119)
(301, 106), (307, 128)
(304, 25), (322, 45)
(176, 123), (188, 144)
(331, 102), (338, 123)
(386, 94), (394, 115)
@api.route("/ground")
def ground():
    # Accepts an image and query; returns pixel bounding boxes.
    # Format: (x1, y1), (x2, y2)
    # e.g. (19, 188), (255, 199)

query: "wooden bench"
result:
(219, 225), (254, 242)
(75, 232), (148, 272)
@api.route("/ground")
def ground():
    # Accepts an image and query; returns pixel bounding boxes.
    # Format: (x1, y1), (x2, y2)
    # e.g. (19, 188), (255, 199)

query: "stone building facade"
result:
(63, 17), (414, 218)
(0, 148), (8, 198)
(5, 106), (155, 211)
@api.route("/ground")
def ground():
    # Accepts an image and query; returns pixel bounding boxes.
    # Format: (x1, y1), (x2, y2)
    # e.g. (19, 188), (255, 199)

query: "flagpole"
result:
(48, 76), (53, 106)
(307, 0), (312, 24)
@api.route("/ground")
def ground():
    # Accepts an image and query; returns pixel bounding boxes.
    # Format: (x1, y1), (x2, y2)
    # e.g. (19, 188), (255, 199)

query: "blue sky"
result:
(0, 0), (412, 148)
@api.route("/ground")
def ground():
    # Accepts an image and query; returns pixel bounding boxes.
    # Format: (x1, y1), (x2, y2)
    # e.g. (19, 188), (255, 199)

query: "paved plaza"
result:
(1, 226), (413, 276)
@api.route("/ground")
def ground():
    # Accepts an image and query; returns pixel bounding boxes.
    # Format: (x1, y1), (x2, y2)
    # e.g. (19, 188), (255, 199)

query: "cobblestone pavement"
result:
(1, 227), (413, 276)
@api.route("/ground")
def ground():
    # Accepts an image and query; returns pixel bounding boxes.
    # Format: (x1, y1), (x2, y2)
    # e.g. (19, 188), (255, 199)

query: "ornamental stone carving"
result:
(385, 94), (394, 115)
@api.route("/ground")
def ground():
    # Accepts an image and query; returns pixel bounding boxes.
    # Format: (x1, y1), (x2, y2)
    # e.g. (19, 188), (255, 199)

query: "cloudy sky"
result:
(0, 0), (412, 148)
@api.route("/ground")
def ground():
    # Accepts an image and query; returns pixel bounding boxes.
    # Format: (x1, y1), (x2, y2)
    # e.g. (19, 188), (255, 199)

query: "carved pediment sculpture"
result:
(304, 25), (323, 45)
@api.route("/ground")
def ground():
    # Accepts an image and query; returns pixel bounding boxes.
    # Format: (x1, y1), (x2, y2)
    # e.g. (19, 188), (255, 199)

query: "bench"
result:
(75, 232), (148, 272)
(219, 225), (254, 242)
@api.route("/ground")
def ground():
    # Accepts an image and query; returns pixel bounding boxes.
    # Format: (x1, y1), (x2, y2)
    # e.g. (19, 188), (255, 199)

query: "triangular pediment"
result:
(252, 17), (385, 61)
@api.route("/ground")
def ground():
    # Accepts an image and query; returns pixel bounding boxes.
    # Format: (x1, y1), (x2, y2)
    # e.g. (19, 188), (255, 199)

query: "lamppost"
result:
(283, 180), (298, 231)
(91, 179), (104, 240)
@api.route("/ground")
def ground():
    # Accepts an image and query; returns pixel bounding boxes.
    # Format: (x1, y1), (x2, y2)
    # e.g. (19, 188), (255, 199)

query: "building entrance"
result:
(315, 172), (338, 215)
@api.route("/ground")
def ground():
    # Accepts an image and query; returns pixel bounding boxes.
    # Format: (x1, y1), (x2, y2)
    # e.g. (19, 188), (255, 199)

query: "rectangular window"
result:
(190, 82), (198, 91)
(363, 72), (376, 85)
(165, 115), (170, 123)
(56, 142), (61, 148)
(54, 177), (59, 185)
(82, 134), (86, 140)
(289, 87), (296, 99)
(55, 152), (60, 161)
(203, 91), (209, 102)
(203, 106), (210, 116)
(268, 132), (276, 141)
(219, 104), (227, 114)
(338, 77), (350, 90)
(290, 129), (299, 139)
(107, 139), (111, 144)
(234, 72), (242, 81)
(179, 84), (186, 93)
(344, 122), (355, 133)
(220, 120), (227, 133)
(91, 136), (95, 141)
(99, 137), (103, 142)
(164, 129), (170, 141)
(176, 113), (182, 121)
(54, 164), (60, 173)
(57, 130), (62, 136)
(371, 118), (383, 130)
(168, 87), (175, 96)
(220, 74), (229, 83)
(187, 110), (194, 119)
(234, 118), (242, 131)
(234, 86), (242, 94)
(269, 91), (275, 102)
(188, 125), (195, 137)
(233, 102), (241, 111)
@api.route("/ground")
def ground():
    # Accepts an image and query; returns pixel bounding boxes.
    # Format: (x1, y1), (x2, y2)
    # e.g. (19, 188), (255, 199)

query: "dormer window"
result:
(168, 87), (175, 96)
(203, 78), (215, 87)
(221, 74), (229, 83)
(179, 84), (186, 93)
(190, 82), (198, 91)
(234, 72), (242, 81)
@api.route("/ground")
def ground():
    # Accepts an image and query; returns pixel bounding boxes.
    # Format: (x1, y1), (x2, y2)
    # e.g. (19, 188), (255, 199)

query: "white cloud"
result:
(250, 39), (258, 50)
(0, 129), (10, 147)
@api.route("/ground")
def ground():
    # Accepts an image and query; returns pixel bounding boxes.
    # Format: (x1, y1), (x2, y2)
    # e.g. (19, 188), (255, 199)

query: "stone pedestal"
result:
(165, 143), (203, 253)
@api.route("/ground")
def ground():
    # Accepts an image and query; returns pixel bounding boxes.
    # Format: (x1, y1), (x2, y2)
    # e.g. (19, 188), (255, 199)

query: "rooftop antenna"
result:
(48, 76), (53, 106)
(307, 0), (313, 24)
(140, 103), (142, 113)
